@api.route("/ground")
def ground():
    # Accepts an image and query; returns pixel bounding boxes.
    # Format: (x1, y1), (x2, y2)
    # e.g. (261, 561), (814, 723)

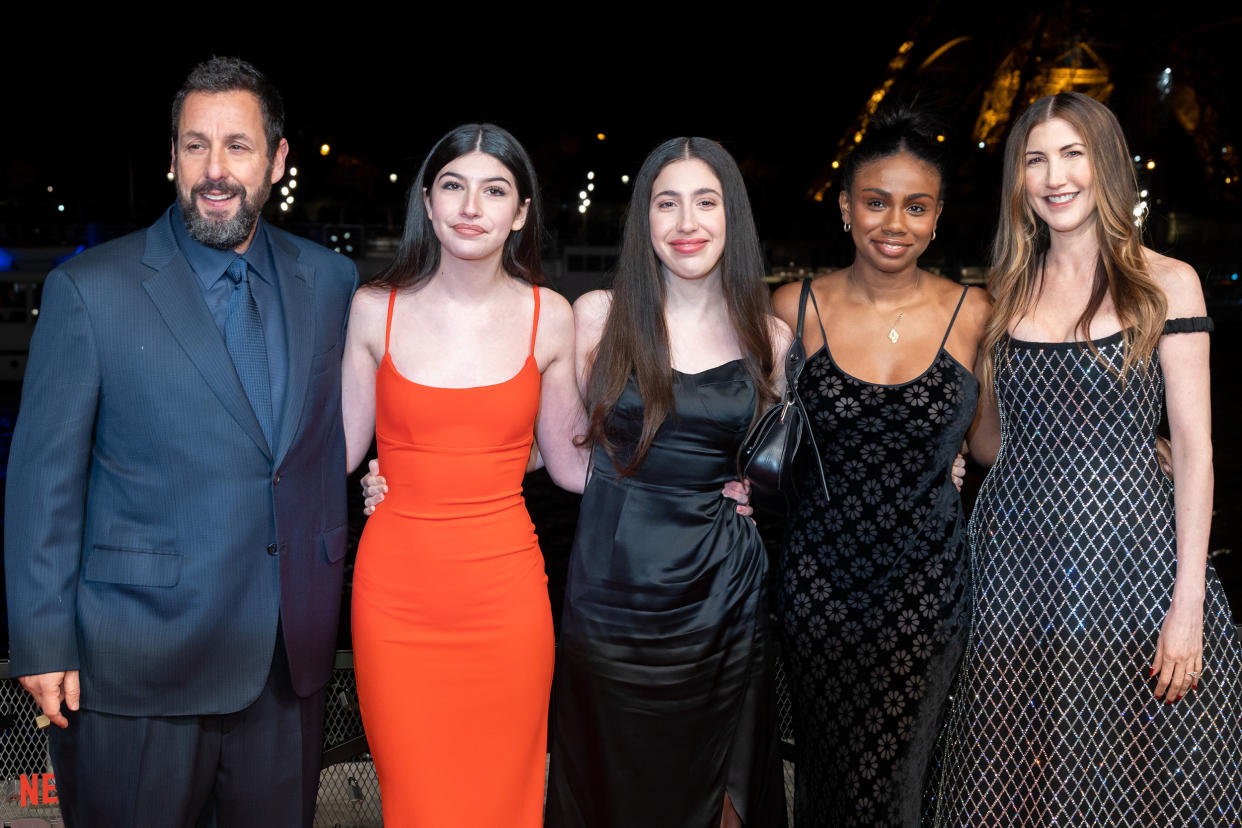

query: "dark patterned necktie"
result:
(224, 258), (273, 447)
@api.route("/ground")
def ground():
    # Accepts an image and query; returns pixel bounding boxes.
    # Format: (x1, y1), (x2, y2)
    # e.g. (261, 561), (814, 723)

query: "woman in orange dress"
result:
(341, 123), (587, 827)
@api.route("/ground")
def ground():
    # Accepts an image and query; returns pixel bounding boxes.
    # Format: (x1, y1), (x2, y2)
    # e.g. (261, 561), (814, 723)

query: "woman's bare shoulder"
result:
(773, 273), (841, 325)
(1143, 248), (1205, 318)
(767, 313), (794, 353)
(536, 285), (574, 326)
(572, 289), (613, 328)
(349, 282), (395, 326)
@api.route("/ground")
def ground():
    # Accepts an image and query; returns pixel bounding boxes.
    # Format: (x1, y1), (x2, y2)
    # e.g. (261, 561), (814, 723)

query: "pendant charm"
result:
(886, 311), (904, 344)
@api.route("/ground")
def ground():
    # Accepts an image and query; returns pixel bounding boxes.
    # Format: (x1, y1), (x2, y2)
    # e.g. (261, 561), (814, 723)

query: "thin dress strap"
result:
(804, 279), (829, 348)
(529, 284), (540, 357)
(385, 288), (398, 355)
(938, 286), (970, 351)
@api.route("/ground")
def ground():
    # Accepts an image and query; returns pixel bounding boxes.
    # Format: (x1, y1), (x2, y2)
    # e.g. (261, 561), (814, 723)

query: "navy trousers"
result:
(48, 638), (326, 828)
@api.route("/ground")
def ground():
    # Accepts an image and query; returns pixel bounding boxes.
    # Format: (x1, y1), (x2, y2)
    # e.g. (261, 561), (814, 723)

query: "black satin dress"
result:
(545, 360), (786, 828)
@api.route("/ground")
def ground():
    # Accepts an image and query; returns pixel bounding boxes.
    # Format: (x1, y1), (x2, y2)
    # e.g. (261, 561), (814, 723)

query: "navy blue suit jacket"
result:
(4, 208), (357, 716)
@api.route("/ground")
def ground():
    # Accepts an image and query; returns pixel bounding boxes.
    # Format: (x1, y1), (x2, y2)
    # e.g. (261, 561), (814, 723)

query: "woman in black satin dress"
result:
(543, 138), (788, 828)
(770, 110), (989, 827)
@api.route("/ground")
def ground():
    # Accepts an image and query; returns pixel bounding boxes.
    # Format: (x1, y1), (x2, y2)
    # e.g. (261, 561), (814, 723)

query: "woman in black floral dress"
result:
(771, 110), (989, 827)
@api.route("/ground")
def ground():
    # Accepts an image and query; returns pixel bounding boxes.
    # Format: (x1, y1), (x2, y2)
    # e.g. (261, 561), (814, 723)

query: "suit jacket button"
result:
(273, 472), (281, 485)
(266, 543), (279, 556)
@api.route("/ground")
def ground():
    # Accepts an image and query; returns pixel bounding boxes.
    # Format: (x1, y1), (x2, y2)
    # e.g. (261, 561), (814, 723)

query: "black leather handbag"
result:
(738, 278), (830, 510)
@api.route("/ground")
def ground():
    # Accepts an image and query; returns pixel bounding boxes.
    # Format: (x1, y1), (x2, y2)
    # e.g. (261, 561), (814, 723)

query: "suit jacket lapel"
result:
(271, 230), (313, 466)
(141, 215), (272, 460)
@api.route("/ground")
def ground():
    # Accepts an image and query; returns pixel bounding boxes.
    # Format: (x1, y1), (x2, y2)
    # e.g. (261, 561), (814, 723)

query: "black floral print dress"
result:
(776, 287), (977, 827)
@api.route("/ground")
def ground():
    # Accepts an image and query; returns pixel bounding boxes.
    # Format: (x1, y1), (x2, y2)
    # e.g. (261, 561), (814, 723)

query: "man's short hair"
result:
(171, 56), (285, 158)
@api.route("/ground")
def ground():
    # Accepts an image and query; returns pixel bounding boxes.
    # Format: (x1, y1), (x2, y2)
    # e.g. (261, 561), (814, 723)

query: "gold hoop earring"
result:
(843, 222), (851, 232)
(931, 229), (937, 241)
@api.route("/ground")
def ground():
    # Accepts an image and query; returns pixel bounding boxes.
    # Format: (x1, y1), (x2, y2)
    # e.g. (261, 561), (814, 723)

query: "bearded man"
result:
(4, 56), (357, 827)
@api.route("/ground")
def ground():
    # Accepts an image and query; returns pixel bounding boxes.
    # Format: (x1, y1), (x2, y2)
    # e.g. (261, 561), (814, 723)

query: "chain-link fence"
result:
(0, 654), (383, 827)
(1, 649), (798, 827)
(0, 670), (61, 825)
(315, 653), (381, 827)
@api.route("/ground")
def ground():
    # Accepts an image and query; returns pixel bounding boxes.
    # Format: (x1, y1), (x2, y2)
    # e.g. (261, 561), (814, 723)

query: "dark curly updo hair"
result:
(840, 104), (950, 198)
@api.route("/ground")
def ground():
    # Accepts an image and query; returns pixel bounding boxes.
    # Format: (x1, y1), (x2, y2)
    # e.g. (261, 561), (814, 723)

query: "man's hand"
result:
(18, 670), (80, 728)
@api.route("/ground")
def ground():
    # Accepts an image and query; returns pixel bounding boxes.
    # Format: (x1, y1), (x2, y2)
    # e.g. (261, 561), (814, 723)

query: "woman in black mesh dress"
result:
(772, 110), (989, 826)
(934, 92), (1242, 825)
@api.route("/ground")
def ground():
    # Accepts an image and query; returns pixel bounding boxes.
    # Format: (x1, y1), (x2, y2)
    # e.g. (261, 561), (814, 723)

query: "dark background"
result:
(2, 6), (1240, 649)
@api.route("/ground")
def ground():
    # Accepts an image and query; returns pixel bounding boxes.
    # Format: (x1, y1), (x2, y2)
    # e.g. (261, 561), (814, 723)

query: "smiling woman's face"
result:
(1022, 117), (1097, 236)
(839, 150), (942, 274)
(648, 158), (727, 282)
(423, 151), (529, 265)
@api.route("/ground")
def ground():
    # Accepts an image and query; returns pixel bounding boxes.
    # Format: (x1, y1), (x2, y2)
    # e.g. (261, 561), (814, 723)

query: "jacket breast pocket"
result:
(84, 545), (182, 587)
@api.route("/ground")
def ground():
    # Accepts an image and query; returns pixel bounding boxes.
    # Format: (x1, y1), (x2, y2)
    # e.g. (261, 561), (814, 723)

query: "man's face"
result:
(171, 90), (288, 253)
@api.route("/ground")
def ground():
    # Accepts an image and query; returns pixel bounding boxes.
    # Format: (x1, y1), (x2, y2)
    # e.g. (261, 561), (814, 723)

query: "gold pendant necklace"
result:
(852, 266), (919, 345)
(886, 314), (904, 344)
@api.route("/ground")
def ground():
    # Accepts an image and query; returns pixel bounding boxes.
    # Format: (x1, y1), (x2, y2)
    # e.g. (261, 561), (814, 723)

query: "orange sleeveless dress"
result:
(352, 285), (554, 826)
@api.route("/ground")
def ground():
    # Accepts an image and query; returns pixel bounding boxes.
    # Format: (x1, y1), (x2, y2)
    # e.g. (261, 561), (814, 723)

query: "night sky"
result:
(3, 7), (1239, 267)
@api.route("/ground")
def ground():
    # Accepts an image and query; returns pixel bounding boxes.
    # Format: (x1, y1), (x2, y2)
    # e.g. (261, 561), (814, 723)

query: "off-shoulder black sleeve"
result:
(1162, 316), (1214, 334)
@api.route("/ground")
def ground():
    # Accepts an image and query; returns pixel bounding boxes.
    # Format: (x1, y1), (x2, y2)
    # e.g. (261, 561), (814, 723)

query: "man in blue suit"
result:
(4, 57), (357, 826)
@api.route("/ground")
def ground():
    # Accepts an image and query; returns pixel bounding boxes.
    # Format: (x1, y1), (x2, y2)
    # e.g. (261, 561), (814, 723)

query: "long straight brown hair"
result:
(984, 93), (1166, 391)
(585, 138), (776, 475)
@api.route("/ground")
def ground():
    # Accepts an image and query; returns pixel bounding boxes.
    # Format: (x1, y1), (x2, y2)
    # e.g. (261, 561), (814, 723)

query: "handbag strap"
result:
(786, 279), (830, 502)
(785, 278), (813, 387)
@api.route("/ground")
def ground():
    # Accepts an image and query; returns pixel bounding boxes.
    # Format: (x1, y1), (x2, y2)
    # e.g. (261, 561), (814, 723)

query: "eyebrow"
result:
(437, 170), (514, 186)
(652, 187), (723, 200)
(862, 186), (936, 201)
(1026, 142), (1086, 156)
(181, 130), (254, 145)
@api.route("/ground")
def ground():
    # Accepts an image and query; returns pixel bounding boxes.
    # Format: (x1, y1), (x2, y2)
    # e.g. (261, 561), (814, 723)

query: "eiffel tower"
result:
(809, 5), (1240, 204)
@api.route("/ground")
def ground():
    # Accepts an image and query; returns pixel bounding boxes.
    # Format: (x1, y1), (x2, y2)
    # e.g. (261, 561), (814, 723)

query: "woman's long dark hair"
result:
(371, 123), (544, 289)
(585, 137), (776, 475)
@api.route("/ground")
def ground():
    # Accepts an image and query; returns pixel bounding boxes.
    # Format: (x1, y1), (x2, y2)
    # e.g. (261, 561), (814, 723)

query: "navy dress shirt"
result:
(170, 205), (288, 448)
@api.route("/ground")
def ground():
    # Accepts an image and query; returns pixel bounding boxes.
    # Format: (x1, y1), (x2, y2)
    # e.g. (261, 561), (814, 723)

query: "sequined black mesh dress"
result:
(777, 288), (978, 827)
(934, 320), (1242, 826)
